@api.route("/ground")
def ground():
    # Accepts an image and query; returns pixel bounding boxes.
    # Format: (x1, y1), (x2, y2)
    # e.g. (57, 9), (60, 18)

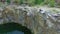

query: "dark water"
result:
(3, 30), (24, 34)
(0, 22), (32, 34)
(7, 30), (24, 34)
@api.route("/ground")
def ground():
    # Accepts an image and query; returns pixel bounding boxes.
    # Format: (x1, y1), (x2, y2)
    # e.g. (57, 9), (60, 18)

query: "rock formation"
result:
(0, 5), (60, 34)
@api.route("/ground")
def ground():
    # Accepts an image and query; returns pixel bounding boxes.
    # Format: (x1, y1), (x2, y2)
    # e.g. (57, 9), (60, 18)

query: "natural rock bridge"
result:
(0, 5), (60, 34)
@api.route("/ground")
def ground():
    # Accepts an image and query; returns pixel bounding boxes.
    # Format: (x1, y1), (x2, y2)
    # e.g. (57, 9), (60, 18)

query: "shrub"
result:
(48, 0), (55, 7)
(34, 0), (44, 5)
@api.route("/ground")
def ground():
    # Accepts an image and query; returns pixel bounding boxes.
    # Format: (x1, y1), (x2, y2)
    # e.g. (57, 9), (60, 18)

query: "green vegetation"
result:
(48, 0), (55, 7)
(6, 0), (10, 4)
(14, 0), (55, 7)
(34, 0), (44, 5)
(0, 0), (58, 7)
(20, 0), (23, 4)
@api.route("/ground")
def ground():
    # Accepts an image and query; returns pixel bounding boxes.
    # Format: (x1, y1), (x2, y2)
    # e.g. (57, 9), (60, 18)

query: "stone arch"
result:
(0, 22), (33, 34)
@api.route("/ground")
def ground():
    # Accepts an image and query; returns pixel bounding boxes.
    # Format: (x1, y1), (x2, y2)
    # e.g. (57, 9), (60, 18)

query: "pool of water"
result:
(0, 22), (32, 34)
(3, 30), (24, 34)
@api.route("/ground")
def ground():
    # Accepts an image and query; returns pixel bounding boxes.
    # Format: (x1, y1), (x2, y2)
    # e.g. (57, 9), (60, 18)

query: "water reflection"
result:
(6, 30), (24, 34)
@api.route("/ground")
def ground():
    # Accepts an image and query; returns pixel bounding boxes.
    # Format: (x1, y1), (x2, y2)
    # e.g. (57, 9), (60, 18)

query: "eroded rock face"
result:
(0, 5), (60, 34)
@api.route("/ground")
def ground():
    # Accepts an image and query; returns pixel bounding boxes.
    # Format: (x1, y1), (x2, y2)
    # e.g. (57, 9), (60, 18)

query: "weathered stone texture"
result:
(0, 5), (60, 34)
